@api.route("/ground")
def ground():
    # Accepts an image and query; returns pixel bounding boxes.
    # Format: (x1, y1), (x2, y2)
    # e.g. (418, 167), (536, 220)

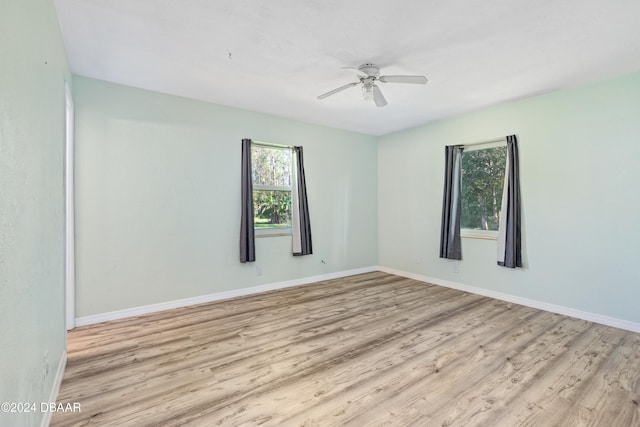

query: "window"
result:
(460, 143), (507, 239)
(251, 144), (293, 235)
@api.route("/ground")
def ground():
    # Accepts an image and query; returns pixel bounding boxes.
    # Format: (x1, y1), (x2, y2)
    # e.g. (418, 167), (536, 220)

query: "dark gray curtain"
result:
(239, 138), (255, 263)
(440, 145), (464, 260)
(292, 146), (312, 256)
(497, 135), (522, 268)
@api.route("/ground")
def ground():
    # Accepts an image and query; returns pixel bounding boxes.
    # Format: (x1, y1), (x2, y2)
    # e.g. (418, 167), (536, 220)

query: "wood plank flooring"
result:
(51, 272), (640, 426)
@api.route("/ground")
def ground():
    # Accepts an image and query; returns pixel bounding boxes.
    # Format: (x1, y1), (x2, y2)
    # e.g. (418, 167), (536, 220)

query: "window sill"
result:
(461, 229), (498, 240)
(255, 228), (292, 238)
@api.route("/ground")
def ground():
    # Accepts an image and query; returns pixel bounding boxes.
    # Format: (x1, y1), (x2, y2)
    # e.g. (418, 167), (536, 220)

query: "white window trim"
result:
(461, 229), (499, 240)
(462, 139), (506, 151)
(255, 227), (293, 237)
(254, 185), (292, 192)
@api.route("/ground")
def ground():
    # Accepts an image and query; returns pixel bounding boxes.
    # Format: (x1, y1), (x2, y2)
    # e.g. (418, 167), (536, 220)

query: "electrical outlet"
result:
(453, 262), (460, 274)
(256, 266), (263, 276)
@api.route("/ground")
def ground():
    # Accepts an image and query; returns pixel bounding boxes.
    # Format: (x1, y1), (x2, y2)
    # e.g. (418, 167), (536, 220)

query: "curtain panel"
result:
(292, 146), (312, 256)
(439, 145), (464, 260)
(239, 138), (255, 263)
(497, 135), (523, 268)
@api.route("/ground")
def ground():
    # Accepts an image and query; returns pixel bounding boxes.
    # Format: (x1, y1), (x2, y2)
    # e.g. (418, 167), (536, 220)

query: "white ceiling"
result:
(54, 0), (640, 136)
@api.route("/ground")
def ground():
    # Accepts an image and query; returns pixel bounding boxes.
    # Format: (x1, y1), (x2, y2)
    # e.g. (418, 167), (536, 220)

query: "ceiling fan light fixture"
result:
(362, 83), (374, 101)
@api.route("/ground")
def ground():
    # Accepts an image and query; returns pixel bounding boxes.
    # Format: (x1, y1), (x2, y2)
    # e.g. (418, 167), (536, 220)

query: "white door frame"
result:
(64, 81), (75, 330)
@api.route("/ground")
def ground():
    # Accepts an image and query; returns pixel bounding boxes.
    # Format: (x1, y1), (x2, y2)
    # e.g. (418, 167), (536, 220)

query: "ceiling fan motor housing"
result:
(358, 63), (380, 77)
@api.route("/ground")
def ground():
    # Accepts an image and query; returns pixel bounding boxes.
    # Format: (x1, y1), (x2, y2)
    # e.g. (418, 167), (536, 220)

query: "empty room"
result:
(2, 0), (640, 426)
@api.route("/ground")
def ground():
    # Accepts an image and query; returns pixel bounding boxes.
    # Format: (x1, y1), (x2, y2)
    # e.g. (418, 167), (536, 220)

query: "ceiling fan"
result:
(317, 63), (428, 107)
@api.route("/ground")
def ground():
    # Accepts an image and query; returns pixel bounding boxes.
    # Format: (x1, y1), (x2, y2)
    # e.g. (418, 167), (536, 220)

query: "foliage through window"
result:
(461, 145), (507, 232)
(251, 145), (292, 231)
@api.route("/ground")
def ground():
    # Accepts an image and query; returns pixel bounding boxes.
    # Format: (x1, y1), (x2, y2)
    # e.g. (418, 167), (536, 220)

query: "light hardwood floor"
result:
(52, 272), (640, 426)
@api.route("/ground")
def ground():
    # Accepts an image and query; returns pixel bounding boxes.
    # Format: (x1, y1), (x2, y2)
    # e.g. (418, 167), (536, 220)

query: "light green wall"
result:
(0, 0), (70, 426)
(378, 71), (640, 323)
(75, 71), (640, 325)
(73, 76), (378, 317)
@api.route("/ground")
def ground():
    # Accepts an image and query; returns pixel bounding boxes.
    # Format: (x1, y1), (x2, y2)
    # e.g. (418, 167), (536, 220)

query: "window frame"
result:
(460, 140), (507, 241)
(251, 143), (294, 238)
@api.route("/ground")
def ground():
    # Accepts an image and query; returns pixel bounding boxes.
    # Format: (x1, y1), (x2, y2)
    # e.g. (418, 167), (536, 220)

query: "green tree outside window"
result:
(461, 146), (507, 231)
(251, 146), (292, 229)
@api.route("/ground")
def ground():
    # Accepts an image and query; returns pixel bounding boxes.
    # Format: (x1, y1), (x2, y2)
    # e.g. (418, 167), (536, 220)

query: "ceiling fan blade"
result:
(317, 82), (359, 100)
(342, 67), (368, 78)
(373, 85), (387, 107)
(379, 75), (428, 84)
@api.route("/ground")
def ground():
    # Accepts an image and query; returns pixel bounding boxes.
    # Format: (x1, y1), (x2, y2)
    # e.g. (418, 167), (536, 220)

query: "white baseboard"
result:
(378, 266), (640, 334)
(41, 351), (67, 427)
(75, 266), (378, 327)
(75, 265), (640, 334)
